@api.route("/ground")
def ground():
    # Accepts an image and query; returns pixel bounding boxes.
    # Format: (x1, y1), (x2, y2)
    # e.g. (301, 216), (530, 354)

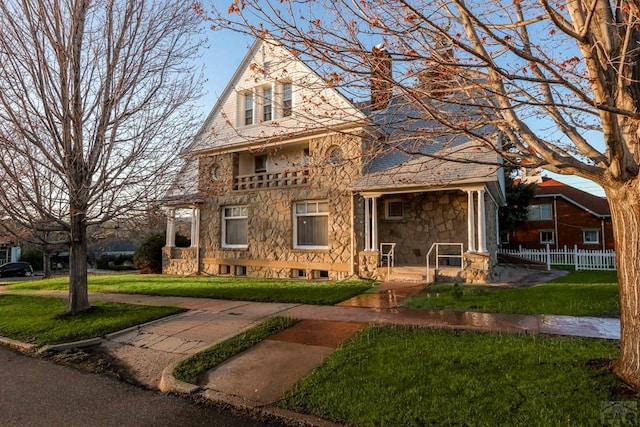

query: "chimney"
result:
(417, 39), (454, 98)
(370, 44), (392, 110)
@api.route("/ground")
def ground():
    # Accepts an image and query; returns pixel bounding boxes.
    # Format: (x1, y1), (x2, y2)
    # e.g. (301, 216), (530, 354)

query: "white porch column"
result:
(467, 191), (476, 252)
(371, 195), (379, 251)
(477, 189), (488, 253)
(364, 197), (371, 251)
(190, 207), (200, 248)
(166, 208), (176, 247)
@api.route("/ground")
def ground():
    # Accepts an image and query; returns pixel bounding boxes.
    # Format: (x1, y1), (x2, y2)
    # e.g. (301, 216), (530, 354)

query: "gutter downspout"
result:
(350, 192), (355, 277)
(553, 197), (559, 250)
(601, 218), (606, 251)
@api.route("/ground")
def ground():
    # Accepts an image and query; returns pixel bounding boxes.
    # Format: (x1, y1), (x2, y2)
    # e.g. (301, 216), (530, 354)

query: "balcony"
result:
(233, 168), (310, 191)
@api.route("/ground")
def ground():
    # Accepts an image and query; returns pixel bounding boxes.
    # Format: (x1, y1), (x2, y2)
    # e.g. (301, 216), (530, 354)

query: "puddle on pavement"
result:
(337, 287), (425, 311)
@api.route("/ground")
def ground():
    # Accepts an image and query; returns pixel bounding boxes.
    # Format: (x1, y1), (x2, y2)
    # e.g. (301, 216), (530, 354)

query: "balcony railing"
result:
(233, 168), (310, 191)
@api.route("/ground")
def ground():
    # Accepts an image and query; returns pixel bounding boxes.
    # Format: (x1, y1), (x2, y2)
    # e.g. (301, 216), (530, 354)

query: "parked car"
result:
(0, 262), (34, 277)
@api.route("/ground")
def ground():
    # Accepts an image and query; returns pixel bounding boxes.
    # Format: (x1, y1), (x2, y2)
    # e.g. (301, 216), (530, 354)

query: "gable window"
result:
(294, 200), (329, 249)
(254, 154), (267, 173)
(540, 230), (554, 244)
(528, 203), (552, 221)
(222, 206), (248, 248)
(583, 229), (600, 244)
(244, 92), (253, 126)
(385, 199), (404, 220)
(282, 83), (292, 117)
(262, 87), (272, 122)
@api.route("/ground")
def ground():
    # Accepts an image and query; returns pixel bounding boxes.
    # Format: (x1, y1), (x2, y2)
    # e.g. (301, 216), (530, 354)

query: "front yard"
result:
(280, 326), (627, 426)
(0, 295), (183, 344)
(405, 269), (619, 317)
(7, 274), (374, 305)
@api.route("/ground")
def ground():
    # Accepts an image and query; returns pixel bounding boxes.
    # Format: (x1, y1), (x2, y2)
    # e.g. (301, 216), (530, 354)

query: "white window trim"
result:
(384, 199), (404, 220)
(243, 91), (254, 126)
(293, 200), (329, 250)
(282, 82), (293, 117)
(262, 86), (272, 122)
(583, 229), (600, 244)
(539, 229), (554, 244)
(221, 205), (248, 249)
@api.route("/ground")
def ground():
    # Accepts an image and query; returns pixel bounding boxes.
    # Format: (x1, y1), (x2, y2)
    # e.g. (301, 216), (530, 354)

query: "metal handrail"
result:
(426, 243), (464, 283)
(380, 242), (396, 280)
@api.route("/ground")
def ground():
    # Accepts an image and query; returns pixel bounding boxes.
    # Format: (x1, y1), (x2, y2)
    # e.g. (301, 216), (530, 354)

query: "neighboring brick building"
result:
(504, 177), (613, 250)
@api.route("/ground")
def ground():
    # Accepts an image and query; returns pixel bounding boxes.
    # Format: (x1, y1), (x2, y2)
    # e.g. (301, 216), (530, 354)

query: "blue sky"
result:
(195, 31), (607, 198)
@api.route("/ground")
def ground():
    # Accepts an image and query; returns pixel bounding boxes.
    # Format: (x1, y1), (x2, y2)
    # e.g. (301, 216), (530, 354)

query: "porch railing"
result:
(233, 168), (310, 191)
(426, 243), (464, 283)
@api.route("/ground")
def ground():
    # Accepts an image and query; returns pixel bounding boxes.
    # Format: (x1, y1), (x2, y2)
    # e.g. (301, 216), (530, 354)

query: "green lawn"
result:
(281, 326), (628, 427)
(7, 274), (374, 305)
(173, 316), (298, 384)
(405, 269), (619, 317)
(0, 295), (184, 344)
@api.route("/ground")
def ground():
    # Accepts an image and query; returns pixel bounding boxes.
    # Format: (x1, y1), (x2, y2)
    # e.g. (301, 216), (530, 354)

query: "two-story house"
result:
(162, 38), (506, 282)
(503, 176), (613, 251)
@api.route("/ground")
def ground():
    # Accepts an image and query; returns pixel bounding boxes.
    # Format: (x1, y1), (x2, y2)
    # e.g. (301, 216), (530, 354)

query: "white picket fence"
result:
(499, 245), (617, 271)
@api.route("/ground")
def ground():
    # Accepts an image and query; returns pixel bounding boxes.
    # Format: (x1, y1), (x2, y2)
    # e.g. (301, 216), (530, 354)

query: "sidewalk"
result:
(0, 284), (621, 425)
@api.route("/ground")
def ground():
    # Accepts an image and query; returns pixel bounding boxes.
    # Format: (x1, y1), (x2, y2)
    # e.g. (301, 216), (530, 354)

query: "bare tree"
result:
(199, 0), (640, 386)
(0, 0), (203, 314)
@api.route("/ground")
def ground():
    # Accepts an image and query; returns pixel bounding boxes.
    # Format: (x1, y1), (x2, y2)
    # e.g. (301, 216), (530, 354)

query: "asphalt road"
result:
(0, 345), (273, 427)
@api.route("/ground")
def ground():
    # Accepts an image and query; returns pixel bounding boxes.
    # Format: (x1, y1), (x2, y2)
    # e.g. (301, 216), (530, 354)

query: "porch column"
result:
(371, 195), (379, 251)
(166, 208), (176, 247)
(467, 191), (476, 252)
(364, 197), (371, 251)
(477, 189), (487, 253)
(190, 207), (200, 248)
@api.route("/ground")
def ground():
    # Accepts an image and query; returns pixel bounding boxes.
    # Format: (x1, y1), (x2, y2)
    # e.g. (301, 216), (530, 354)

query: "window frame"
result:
(244, 92), (253, 126)
(282, 82), (292, 117)
(527, 203), (553, 221)
(583, 229), (600, 245)
(254, 154), (267, 173)
(221, 205), (249, 249)
(539, 229), (555, 244)
(262, 87), (272, 122)
(293, 200), (329, 250)
(384, 199), (404, 220)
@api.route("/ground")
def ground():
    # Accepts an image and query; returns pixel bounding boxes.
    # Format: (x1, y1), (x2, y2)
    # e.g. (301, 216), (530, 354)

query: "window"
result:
(540, 230), (554, 244)
(385, 199), (404, 220)
(294, 200), (329, 249)
(282, 83), (292, 117)
(254, 154), (267, 173)
(262, 87), (272, 122)
(210, 164), (221, 180)
(222, 206), (248, 248)
(244, 92), (253, 126)
(327, 146), (343, 166)
(528, 203), (552, 221)
(583, 229), (600, 244)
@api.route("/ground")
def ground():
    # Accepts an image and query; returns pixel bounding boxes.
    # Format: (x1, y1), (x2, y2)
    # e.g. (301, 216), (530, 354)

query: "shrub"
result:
(19, 250), (44, 270)
(134, 233), (189, 274)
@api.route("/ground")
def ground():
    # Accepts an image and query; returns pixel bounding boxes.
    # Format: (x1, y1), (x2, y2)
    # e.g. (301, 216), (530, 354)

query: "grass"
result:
(7, 274), (374, 305)
(405, 269), (619, 317)
(281, 326), (629, 427)
(0, 295), (184, 344)
(173, 316), (298, 384)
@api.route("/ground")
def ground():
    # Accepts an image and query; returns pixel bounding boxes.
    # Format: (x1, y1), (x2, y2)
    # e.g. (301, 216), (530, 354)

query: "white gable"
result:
(189, 38), (366, 154)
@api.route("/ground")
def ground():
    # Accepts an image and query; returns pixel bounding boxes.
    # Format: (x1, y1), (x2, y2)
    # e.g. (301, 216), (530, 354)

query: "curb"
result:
(39, 338), (103, 353)
(159, 361), (201, 394)
(0, 336), (38, 351)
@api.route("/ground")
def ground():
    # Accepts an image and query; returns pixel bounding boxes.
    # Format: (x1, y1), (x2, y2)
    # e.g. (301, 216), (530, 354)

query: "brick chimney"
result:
(370, 44), (392, 110)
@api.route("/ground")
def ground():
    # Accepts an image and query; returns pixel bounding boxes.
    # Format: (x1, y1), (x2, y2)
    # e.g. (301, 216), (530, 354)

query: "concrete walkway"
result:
(0, 284), (621, 425)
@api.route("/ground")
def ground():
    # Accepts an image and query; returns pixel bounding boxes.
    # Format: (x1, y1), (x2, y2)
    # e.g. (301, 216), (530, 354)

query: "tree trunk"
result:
(67, 210), (89, 314)
(608, 186), (640, 388)
(42, 251), (51, 279)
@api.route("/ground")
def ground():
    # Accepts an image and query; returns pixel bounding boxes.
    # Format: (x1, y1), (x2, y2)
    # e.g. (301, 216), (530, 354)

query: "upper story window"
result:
(527, 203), (552, 221)
(254, 154), (267, 173)
(244, 92), (253, 126)
(282, 83), (292, 117)
(262, 87), (272, 122)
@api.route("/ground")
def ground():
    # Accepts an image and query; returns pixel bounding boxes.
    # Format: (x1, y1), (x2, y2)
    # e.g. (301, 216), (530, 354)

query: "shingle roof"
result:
(350, 140), (501, 192)
(535, 177), (610, 217)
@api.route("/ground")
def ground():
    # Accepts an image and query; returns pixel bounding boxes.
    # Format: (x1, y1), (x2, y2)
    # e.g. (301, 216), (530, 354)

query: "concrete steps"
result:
(378, 265), (464, 283)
